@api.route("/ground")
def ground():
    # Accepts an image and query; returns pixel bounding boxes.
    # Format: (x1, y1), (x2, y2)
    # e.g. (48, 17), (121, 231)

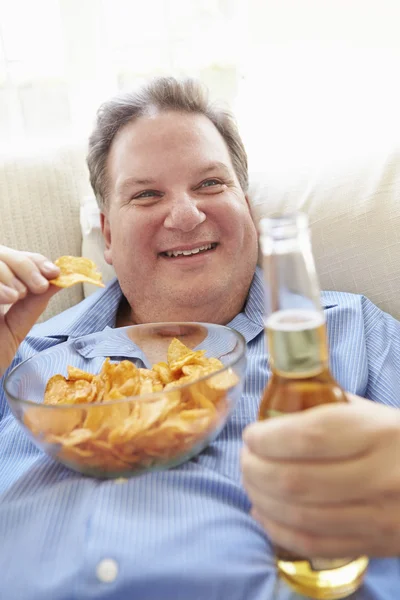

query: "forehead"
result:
(106, 111), (234, 184)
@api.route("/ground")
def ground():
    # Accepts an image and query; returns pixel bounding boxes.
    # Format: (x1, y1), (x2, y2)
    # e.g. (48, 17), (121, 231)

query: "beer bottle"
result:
(258, 213), (368, 600)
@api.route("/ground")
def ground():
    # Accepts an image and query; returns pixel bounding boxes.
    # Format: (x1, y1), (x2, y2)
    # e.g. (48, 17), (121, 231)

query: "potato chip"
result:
(138, 368), (162, 383)
(139, 396), (178, 429)
(167, 338), (191, 365)
(181, 365), (205, 377)
(132, 410), (213, 457)
(148, 363), (173, 385)
(49, 256), (105, 288)
(164, 360), (222, 391)
(112, 378), (138, 398)
(83, 402), (130, 433)
(108, 393), (180, 447)
(169, 350), (207, 374)
(139, 379), (154, 395)
(206, 368), (239, 390)
(44, 375), (97, 404)
(107, 412), (144, 445)
(101, 359), (140, 399)
(186, 385), (216, 412)
(24, 405), (83, 437)
(55, 427), (95, 447)
(67, 366), (94, 382)
(86, 441), (134, 470)
(194, 356), (222, 368)
(163, 376), (192, 391)
(58, 446), (95, 459)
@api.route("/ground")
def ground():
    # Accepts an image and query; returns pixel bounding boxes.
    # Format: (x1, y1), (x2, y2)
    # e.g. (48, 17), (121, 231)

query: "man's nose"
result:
(163, 194), (206, 231)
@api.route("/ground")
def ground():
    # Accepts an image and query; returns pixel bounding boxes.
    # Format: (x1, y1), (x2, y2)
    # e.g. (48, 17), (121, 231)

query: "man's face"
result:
(102, 110), (258, 324)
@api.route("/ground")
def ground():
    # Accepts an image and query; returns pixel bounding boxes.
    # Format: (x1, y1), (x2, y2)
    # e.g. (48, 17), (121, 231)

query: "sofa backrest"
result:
(249, 143), (400, 319)
(1, 140), (400, 321)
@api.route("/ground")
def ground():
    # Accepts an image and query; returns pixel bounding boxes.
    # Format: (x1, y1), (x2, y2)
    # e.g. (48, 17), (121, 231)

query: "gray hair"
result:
(87, 76), (249, 210)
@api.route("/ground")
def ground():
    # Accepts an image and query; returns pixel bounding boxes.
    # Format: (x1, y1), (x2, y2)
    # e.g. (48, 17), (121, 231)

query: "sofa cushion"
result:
(249, 142), (400, 319)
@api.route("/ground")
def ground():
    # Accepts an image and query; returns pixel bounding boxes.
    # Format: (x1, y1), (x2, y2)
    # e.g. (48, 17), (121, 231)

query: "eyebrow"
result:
(116, 162), (232, 195)
(117, 177), (156, 195)
(196, 161), (232, 177)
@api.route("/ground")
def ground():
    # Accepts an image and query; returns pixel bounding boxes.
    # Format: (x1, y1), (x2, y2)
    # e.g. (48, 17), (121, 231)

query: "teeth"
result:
(165, 244), (213, 258)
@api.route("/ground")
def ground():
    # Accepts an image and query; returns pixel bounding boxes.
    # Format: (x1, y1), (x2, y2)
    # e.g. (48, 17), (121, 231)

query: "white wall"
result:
(0, 0), (399, 166)
(234, 0), (400, 171)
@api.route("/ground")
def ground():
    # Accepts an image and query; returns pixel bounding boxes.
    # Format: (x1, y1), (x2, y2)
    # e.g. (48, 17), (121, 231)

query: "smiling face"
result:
(102, 110), (258, 324)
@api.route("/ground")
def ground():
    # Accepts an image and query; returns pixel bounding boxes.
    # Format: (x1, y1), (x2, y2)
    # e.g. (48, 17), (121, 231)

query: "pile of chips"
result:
(24, 339), (238, 475)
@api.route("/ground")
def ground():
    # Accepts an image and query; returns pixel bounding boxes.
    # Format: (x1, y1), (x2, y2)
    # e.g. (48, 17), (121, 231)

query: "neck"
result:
(116, 295), (248, 328)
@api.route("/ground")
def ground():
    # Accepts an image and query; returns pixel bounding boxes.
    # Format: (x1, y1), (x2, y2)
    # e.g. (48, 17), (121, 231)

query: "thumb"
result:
(242, 402), (379, 461)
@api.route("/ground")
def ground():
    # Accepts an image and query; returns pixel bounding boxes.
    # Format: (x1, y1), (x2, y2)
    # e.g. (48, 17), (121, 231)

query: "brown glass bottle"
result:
(258, 213), (368, 600)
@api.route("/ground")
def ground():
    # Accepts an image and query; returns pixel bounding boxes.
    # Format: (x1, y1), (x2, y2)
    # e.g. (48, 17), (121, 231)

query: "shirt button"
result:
(96, 558), (119, 583)
(114, 477), (128, 484)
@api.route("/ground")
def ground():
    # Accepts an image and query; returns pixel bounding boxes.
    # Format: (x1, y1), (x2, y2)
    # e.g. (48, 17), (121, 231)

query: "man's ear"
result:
(101, 212), (113, 265)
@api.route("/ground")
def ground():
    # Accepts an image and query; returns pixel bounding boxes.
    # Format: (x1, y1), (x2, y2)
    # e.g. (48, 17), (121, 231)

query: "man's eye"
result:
(200, 179), (222, 188)
(134, 190), (159, 199)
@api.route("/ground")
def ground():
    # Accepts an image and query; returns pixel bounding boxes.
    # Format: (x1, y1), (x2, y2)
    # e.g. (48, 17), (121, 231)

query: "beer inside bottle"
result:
(258, 213), (368, 600)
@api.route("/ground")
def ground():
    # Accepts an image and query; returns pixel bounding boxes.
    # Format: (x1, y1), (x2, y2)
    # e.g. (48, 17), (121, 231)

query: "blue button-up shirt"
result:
(1, 267), (400, 600)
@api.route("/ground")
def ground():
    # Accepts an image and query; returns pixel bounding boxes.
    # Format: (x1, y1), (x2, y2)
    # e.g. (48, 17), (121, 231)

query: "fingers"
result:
(240, 444), (389, 504)
(244, 475), (386, 538)
(0, 246), (60, 301)
(0, 248), (62, 363)
(251, 508), (398, 558)
(25, 251), (61, 280)
(250, 512), (370, 558)
(0, 262), (27, 303)
(242, 400), (395, 461)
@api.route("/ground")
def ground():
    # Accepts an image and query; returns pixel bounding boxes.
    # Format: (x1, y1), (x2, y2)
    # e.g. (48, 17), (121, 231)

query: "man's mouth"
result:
(160, 243), (218, 258)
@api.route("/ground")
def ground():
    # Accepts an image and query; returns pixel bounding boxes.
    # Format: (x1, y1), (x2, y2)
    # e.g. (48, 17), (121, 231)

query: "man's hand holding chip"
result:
(0, 246), (104, 377)
(0, 245), (62, 376)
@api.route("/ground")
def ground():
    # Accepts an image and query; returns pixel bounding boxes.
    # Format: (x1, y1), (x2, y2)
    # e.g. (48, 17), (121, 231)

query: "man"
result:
(0, 77), (399, 600)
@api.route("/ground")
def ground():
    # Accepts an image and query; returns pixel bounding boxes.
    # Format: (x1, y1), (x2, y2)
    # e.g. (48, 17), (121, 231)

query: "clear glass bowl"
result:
(4, 322), (246, 478)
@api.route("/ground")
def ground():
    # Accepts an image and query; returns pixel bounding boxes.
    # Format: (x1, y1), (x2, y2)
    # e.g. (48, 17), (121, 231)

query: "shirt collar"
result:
(228, 266), (338, 344)
(227, 266), (265, 344)
(29, 267), (337, 342)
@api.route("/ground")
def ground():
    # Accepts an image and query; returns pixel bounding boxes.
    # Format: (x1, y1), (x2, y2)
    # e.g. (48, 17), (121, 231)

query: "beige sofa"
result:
(1, 138), (400, 321)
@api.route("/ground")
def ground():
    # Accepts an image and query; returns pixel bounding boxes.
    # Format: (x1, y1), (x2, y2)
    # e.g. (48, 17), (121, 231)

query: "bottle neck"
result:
(260, 213), (328, 377)
(266, 310), (328, 378)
